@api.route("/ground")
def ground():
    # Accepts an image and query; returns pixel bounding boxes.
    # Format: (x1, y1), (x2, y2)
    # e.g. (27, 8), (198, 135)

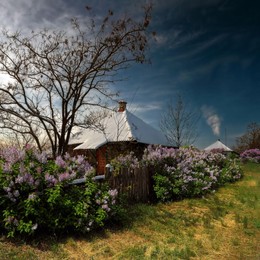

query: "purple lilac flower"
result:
(143, 145), (177, 164)
(24, 144), (31, 150)
(3, 162), (12, 173)
(5, 216), (18, 226)
(45, 173), (58, 186)
(0, 147), (26, 164)
(15, 175), (24, 184)
(102, 204), (111, 212)
(34, 151), (48, 164)
(114, 152), (139, 169)
(15, 173), (35, 186)
(13, 190), (20, 198)
(55, 156), (67, 168)
(25, 173), (35, 186)
(108, 189), (118, 199)
(76, 155), (85, 165)
(75, 160), (93, 176)
(64, 152), (71, 160)
(6, 216), (14, 224)
(58, 172), (71, 182)
(240, 149), (260, 163)
(202, 182), (212, 191)
(28, 193), (37, 200)
(29, 162), (35, 168)
(6, 192), (16, 202)
(19, 163), (26, 174)
(3, 186), (11, 192)
(209, 171), (217, 181)
(70, 171), (76, 179)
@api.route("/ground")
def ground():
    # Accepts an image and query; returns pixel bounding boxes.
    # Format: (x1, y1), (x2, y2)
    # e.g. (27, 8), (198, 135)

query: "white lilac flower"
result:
(13, 190), (20, 198)
(28, 193), (37, 200)
(31, 223), (38, 230)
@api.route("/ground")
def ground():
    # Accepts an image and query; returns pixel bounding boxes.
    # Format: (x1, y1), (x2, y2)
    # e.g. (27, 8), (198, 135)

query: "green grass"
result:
(0, 162), (260, 259)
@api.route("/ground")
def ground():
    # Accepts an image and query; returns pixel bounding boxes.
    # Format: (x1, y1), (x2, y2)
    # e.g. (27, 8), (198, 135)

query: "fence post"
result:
(105, 164), (113, 179)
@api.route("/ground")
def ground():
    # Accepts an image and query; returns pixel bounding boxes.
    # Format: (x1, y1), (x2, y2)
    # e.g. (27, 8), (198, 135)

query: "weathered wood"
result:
(105, 166), (154, 203)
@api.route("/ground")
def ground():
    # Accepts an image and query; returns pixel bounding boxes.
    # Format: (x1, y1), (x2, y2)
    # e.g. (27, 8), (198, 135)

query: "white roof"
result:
(69, 109), (169, 150)
(204, 140), (232, 151)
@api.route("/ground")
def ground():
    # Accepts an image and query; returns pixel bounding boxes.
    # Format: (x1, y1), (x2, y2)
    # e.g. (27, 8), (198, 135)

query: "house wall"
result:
(68, 142), (148, 175)
(96, 146), (107, 174)
(95, 142), (148, 174)
(67, 144), (97, 167)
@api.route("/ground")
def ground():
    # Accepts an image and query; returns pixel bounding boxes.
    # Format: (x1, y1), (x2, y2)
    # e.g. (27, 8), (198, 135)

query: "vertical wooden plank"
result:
(104, 166), (154, 203)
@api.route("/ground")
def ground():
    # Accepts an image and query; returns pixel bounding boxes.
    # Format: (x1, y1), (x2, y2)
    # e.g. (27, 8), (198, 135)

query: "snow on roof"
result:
(204, 140), (232, 151)
(69, 109), (169, 150)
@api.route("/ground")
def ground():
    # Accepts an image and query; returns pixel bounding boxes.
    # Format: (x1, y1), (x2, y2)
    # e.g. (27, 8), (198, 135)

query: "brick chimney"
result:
(118, 100), (127, 112)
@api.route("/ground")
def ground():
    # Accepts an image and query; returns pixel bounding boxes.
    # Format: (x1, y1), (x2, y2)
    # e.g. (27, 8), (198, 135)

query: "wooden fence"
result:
(105, 167), (155, 203)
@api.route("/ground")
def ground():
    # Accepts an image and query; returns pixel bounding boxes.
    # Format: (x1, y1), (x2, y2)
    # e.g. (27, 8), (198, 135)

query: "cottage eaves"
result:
(69, 109), (169, 150)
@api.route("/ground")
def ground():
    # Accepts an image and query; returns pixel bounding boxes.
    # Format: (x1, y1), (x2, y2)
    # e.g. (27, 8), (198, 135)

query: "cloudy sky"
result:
(0, 0), (259, 149)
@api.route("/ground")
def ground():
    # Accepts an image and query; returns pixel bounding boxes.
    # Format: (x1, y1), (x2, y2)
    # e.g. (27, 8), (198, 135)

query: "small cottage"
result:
(68, 101), (169, 174)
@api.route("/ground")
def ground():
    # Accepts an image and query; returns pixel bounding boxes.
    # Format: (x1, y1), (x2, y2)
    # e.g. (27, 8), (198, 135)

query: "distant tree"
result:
(234, 122), (260, 153)
(160, 96), (200, 147)
(0, 5), (152, 157)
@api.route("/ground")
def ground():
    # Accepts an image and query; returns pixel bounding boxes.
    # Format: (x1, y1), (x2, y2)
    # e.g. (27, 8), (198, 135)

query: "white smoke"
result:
(201, 105), (221, 136)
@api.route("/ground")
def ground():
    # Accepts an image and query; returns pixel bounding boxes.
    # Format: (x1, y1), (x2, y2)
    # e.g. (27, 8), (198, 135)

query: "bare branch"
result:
(160, 95), (200, 147)
(0, 5), (152, 156)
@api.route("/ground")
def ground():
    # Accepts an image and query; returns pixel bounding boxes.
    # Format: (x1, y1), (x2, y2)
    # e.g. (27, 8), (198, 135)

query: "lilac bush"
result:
(111, 151), (140, 171)
(150, 146), (242, 201)
(240, 148), (260, 163)
(0, 146), (119, 237)
(147, 146), (242, 201)
(112, 145), (242, 202)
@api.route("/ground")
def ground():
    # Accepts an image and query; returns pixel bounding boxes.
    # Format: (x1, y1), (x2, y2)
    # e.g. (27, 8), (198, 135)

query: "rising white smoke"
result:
(201, 105), (221, 136)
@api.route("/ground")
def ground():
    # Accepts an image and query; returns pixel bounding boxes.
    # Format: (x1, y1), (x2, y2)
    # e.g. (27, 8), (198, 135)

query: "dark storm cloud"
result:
(0, 0), (259, 148)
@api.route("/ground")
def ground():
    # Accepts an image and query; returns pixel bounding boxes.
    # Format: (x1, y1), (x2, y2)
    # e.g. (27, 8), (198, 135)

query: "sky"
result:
(0, 0), (259, 149)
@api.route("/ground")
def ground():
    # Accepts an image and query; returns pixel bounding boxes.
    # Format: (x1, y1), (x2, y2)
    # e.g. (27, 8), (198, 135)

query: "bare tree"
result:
(234, 122), (260, 153)
(0, 5), (152, 157)
(160, 96), (200, 147)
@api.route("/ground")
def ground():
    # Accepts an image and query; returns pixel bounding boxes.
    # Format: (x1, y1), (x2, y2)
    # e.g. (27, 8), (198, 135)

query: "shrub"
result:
(0, 146), (119, 237)
(240, 149), (260, 163)
(110, 151), (140, 172)
(113, 145), (243, 202)
(148, 146), (242, 201)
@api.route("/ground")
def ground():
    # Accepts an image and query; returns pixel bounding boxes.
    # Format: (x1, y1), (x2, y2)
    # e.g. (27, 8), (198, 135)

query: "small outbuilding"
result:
(68, 101), (170, 174)
(204, 139), (233, 152)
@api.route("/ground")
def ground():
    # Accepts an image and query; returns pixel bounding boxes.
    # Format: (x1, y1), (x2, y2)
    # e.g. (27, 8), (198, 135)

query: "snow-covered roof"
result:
(204, 140), (232, 151)
(69, 109), (169, 150)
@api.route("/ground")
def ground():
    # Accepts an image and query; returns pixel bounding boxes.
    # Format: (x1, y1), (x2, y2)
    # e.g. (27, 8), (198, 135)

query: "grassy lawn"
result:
(0, 162), (259, 259)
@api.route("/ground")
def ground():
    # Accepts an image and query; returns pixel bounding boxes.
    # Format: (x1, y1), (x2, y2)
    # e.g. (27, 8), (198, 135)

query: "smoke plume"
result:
(201, 105), (221, 136)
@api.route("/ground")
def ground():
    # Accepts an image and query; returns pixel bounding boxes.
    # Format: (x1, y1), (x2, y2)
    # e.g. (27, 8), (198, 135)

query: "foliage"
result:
(0, 163), (259, 259)
(0, 5), (152, 156)
(147, 146), (242, 201)
(0, 146), (119, 237)
(240, 148), (260, 163)
(113, 145), (243, 202)
(110, 151), (140, 173)
(234, 122), (260, 153)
